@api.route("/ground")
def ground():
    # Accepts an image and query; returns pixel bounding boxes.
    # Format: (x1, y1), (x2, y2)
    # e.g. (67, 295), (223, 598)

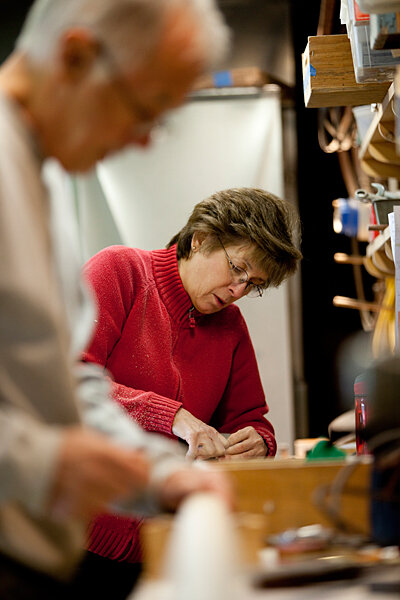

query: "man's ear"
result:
(58, 28), (100, 82)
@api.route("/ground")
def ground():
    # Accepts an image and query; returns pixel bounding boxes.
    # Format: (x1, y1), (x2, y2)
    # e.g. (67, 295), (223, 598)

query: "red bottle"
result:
(354, 374), (369, 455)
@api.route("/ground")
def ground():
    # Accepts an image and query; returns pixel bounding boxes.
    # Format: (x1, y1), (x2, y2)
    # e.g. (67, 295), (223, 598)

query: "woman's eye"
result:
(232, 265), (244, 275)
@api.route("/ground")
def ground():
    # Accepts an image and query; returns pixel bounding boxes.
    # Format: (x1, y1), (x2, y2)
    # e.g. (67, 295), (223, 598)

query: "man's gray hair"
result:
(16, 0), (230, 71)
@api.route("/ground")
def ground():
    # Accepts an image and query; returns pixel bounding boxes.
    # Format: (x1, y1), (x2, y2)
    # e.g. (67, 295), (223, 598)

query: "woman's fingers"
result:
(196, 432), (227, 459)
(225, 426), (267, 458)
(174, 413), (267, 460)
(187, 429), (227, 459)
(173, 407), (228, 459)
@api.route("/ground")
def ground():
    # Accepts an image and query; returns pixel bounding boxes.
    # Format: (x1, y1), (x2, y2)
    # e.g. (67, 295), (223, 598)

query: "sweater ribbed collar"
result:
(152, 245), (200, 326)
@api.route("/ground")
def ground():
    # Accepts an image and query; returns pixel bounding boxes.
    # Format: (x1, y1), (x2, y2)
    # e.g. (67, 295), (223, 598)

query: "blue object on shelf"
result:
(213, 71), (233, 87)
(333, 198), (359, 237)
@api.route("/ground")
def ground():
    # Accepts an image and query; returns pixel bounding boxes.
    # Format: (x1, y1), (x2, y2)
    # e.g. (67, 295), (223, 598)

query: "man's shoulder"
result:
(0, 94), (39, 174)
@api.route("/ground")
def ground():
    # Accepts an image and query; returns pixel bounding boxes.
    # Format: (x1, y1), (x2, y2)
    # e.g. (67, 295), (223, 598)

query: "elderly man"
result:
(0, 0), (231, 598)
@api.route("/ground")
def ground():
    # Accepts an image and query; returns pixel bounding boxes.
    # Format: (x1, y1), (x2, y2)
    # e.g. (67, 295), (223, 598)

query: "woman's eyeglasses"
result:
(218, 239), (264, 298)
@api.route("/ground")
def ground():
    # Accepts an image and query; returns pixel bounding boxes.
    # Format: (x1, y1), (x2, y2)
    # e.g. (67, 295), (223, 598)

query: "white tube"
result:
(164, 492), (241, 600)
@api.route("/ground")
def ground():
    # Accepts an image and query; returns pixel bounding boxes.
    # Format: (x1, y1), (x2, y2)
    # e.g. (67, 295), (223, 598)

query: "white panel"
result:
(236, 287), (294, 452)
(97, 94), (283, 249)
(92, 92), (294, 451)
(75, 171), (124, 260)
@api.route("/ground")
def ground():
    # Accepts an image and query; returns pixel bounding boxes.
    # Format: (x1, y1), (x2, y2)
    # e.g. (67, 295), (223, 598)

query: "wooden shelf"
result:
(366, 226), (391, 257)
(359, 83), (399, 178)
(302, 34), (391, 108)
(301, 33), (398, 341)
(302, 35), (399, 178)
(365, 226), (395, 278)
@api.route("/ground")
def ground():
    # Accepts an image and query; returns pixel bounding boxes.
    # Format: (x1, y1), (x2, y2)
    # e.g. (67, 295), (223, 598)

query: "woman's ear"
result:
(191, 232), (207, 251)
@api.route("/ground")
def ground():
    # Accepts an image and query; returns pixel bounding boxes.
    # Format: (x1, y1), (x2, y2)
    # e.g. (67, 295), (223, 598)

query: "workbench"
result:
(140, 458), (372, 577)
(130, 570), (400, 600)
(127, 457), (400, 599)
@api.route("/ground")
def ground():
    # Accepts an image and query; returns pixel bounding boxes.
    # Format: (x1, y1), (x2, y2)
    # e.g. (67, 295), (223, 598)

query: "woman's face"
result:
(179, 237), (267, 314)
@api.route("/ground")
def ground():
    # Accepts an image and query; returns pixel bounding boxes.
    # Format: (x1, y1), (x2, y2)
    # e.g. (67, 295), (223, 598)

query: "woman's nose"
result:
(228, 281), (248, 299)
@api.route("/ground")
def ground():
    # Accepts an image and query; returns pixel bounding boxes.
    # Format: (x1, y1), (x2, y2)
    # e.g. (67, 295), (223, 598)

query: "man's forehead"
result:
(118, 6), (205, 114)
(135, 5), (204, 78)
(126, 45), (202, 111)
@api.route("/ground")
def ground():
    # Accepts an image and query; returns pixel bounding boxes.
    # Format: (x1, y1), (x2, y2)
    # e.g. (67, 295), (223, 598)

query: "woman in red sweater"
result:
(81, 187), (302, 595)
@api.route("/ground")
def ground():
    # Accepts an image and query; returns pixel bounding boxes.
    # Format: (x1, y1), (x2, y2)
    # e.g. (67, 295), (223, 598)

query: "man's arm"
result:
(74, 360), (195, 515)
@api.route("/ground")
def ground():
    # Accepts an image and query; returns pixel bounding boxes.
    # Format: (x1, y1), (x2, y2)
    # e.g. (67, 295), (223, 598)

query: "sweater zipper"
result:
(188, 306), (196, 328)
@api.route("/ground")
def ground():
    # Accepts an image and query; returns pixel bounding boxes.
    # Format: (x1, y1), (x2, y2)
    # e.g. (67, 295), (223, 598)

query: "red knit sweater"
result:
(82, 244), (276, 562)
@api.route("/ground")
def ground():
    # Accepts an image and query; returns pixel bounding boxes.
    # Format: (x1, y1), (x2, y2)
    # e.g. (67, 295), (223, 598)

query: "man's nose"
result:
(125, 130), (152, 147)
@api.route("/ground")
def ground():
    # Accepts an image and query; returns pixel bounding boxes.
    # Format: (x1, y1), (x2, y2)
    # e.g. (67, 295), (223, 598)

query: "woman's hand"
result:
(224, 426), (267, 460)
(172, 408), (228, 459)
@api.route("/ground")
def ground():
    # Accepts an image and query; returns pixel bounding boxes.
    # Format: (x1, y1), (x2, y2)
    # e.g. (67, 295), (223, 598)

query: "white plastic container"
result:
(352, 104), (376, 142)
(370, 12), (400, 48)
(347, 19), (400, 81)
(357, 0), (400, 14)
(348, 0), (370, 25)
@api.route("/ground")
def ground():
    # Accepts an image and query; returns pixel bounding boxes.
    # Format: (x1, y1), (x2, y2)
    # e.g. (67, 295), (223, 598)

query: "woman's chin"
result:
(197, 306), (213, 315)
(201, 303), (223, 315)
(193, 294), (225, 315)
(194, 302), (216, 315)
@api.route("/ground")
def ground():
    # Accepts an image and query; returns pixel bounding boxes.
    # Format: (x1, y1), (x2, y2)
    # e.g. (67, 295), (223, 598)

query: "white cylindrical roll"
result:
(164, 492), (241, 600)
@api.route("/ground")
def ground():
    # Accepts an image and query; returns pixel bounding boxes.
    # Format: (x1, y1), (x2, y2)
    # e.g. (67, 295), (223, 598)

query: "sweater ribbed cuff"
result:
(113, 382), (182, 437)
(142, 393), (182, 435)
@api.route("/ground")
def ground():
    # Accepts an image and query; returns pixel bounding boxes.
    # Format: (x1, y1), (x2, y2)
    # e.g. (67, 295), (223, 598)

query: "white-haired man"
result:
(0, 1), (231, 598)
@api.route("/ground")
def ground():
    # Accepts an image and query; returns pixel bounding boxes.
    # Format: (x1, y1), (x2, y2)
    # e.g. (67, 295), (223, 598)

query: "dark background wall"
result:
(1, 1), (34, 61)
(290, 0), (373, 435)
(2, 0), (369, 439)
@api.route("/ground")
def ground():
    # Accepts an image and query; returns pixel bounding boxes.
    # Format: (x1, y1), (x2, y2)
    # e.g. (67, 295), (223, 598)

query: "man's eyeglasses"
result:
(98, 42), (160, 138)
(219, 239), (264, 298)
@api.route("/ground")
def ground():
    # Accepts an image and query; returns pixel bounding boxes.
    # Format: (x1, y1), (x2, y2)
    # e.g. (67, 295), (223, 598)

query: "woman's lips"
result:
(214, 294), (225, 307)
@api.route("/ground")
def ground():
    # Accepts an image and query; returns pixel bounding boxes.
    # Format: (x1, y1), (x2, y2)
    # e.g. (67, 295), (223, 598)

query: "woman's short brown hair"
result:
(167, 187), (302, 288)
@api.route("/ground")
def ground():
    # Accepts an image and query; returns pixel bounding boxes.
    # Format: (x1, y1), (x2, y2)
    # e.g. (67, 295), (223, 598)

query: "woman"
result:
(81, 187), (302, 591)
